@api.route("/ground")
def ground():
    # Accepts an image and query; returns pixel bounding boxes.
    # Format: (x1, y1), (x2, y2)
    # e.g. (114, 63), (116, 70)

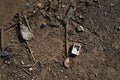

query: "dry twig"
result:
(1, 27), (4, 51)
(22, 68), (33, 77)
(22, 60), (39, 68)
(65, 23), (68, 57)
(25, 41), (36, 63)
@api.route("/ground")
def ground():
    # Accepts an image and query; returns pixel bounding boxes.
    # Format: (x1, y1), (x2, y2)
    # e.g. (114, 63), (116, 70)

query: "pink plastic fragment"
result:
(64, 58), (70, 68)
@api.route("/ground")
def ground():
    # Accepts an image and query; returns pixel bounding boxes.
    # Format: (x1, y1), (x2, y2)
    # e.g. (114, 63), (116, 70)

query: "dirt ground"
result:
(0, 0), (120, 80)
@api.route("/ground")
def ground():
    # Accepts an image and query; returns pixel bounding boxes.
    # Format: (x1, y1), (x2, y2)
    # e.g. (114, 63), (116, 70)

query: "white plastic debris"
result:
(71, 43), (81, 56)
(19, 22), (33, 40)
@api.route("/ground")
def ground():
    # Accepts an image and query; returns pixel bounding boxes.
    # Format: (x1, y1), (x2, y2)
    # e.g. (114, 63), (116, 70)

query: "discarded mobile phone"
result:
(71, 43), (81, 56)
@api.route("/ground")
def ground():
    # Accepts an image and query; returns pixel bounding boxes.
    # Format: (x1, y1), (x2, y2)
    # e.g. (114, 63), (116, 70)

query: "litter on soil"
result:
(76, 25), (84, 32)
(71, 43), (81, 56)
(0, 0), (120, 80)
(64, 57), (70, 68)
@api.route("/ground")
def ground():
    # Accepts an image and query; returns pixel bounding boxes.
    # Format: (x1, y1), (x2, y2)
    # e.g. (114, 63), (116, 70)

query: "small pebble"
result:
(37, 3), (42, 8)
(33, 10), (36, 13)
(29, 67), (33, 71)
(56, 16), (62, 20)
(60, 70), (63, 72)
(61, 5), (65, 8)
(110, 3), (114, 6)
(4, 60), (10, 64)
(103, 59), (105, 61)
(79, 14), (83, 19)
(23, 76), (26, 78)
(65, 76), (68, 78)
(1, 65), (6, 69)
(54, 58), (58, 62)
(21, 61), (25, 65)
(48, 67), (51, 71)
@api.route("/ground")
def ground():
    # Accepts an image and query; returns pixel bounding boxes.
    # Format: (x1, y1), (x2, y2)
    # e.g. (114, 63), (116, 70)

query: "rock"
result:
(19, 23), (33, 40)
